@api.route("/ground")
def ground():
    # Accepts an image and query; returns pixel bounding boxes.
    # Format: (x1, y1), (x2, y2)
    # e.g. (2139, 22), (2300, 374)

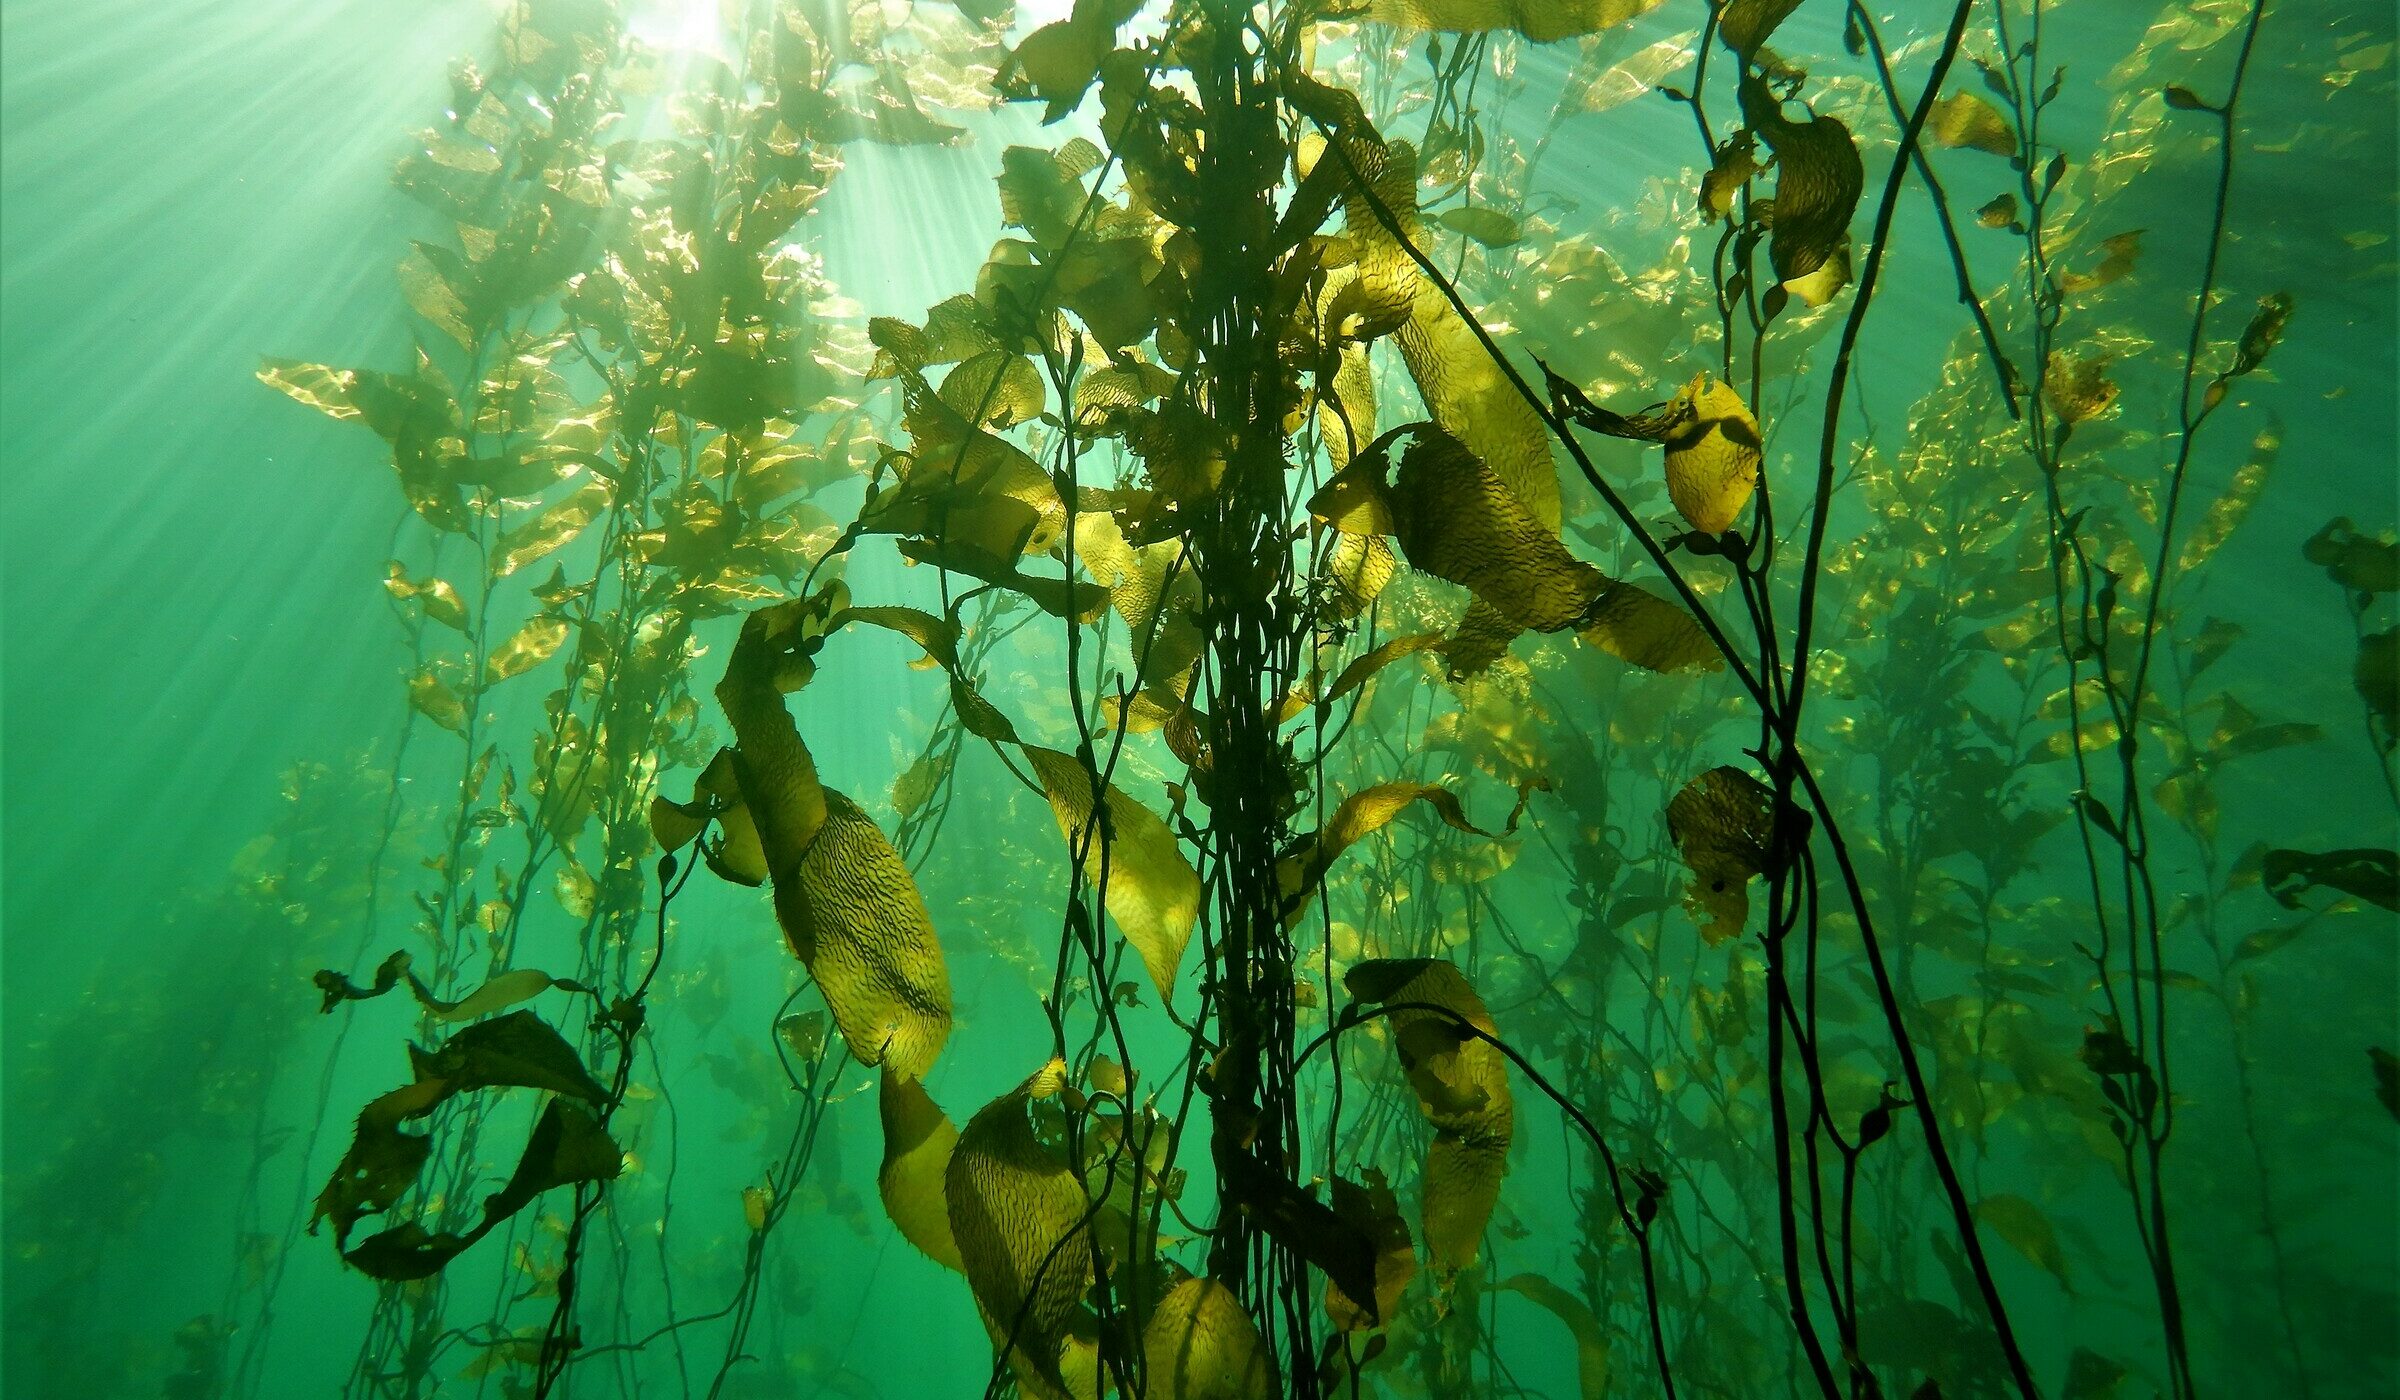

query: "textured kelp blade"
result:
(718, 603), (952, 1075)
(773, 793), (954, 1077)
(1496, 1275), (1611, 1398)
(1282, 781), (1498, 918)
(405, 966), (563, 1023)
(313, 1078), (447, 1247)
(1660, 375), (1762, 536)
(652, 749), (769, 885)
(1718, 0), (1802, 53)
(1344, 959), (1513, 1276)
(1378, 426), (1601, 632)
(1370, 0), (1662, 40)
(1578, 581), (1721, 674)
(1141, 1277), (1276, 1400)
(1666, 766), (1778, 944)
(422, 1011), (611, 1101)
(485, 615), (570, 684)
(1304, 108), (1560, 526)
(1023, 747), (1201, 1004)
(1738, 71), (1863, 303)
(1930, 92), (2018, 156)
(946, 1062), (1093, 1400)
(879, 1069), (966, 1273)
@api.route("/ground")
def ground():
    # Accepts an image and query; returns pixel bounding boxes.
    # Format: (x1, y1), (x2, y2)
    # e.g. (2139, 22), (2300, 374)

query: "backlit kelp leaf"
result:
(2177, 425), (2276, 575)
(998, 0), (1140, 121)
(1141, 1278), (1275, 1400)
(716, 603), (952, 1076)
(1719, 0), (1803, 54)
(423, 1010), (610, 1101)
(495, 479), (609, 578)
(1281, 780), (1503, 918)
(1929, 92), (2018, 156)
(486, 614), (570, 684)
(405, 966), (572, 1023)
(1023, 747), (1202, 1004)
(1666, 766), (1784, 944)
(2303, 518), (2400, 595)
(1973, 1193), (2070, 1289)
(1371, 0), (1663, 40)
(383, 562), (468, 631)
(1496, 1275), (1610, 1399)
(1978, 194), (2023, 230)
(399, 242), (477, 349)
(939, 350), (1047, 430)
(1438, 206), (1524, 248)
(878, 1069), (965, 1273)
(1738, 70), (1863, 307)
(1700, 138), (1759, 221)
(896, 537), (1110, 624)
(1578, 580), (1721, 673)
(1323, 631), (1443, 706)
(1575, 373), (1761, 536)
(407, 665), (469, 734)
(1344, 959), (1513, 1278)
(1319, 425), (1599, 631)
(2227, 292), (2294, 378)
(2045, 351), (2119, 426)
(257, 359), (367, 421)
(652, 749), (770, 885)
(1324, 1170), (1415, 1332)
(2059, 230), (2143, 293)
(2261, 848), (2399, 912)
(1301, 109), (1561, 527)
(945, 1061), (1093, 1400)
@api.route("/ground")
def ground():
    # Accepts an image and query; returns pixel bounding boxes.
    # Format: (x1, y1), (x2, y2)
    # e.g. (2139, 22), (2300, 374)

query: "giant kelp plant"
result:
(21, 0), (2386, 1397)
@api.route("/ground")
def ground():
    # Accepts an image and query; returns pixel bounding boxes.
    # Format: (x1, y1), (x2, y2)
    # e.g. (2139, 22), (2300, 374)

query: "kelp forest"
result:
(3, 1), (2395, 1398)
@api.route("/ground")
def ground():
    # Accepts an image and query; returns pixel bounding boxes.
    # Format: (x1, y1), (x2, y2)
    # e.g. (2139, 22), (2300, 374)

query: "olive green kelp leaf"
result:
(1719, 0), (1803, 55)
(1023, 746), (1203, 1005)
(946, 1061), (1094, 1400)
(1280, 780), (1508, 920)
(716, 601), (952, 1077)
(1344, 959), (1514, 1279)
(1295, 95), (1561, 528)
(651, 748), (770, 886)
(1309, 424), (1717, 674)
(1370, 0), (1664, 41)
(1737, 70), (1863, 308)
(1666, 766), (1794, 944)
(312, 1012), (619, 1280)
(879, 1068), (966, 1273)
(1142, 1277), (1276, 1400)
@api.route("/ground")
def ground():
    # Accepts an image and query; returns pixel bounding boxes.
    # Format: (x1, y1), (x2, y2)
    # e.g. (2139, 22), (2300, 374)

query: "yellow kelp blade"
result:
(1142, 1277), (1277, 1400)
(1279, 781), (1499, 921)
(878, 1069), (965, 1273)
(945, 1061), (1094, 1400)
(1022, 747), (1202, 1005)
(1737, 70), (1862, 307)
(1370, 0), (1663, 40)
(716, 602), (952, 1076)
(1343, 959), (1514, 1278)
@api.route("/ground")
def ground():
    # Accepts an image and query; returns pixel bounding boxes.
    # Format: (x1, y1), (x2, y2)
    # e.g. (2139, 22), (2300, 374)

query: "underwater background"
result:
(3, 1), (2394, 1398)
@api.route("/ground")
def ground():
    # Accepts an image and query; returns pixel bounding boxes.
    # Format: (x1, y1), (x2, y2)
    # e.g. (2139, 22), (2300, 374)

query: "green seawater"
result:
(3, 3), (2394, 1399)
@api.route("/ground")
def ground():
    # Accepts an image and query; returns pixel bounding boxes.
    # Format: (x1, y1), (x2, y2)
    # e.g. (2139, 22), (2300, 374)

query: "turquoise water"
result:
(3, 2), (2393, 1398)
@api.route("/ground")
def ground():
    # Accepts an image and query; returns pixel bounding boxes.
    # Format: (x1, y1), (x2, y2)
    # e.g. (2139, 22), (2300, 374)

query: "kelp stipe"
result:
(190, 1), (2396, 1399)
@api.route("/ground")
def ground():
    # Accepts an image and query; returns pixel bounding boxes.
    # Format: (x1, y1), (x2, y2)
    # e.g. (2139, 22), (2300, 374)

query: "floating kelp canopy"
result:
(3, 0), (2395, 1398)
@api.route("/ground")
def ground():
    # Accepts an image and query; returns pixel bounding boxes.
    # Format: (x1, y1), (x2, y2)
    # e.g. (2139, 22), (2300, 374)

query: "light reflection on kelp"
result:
(3, 1), (2395, 1398)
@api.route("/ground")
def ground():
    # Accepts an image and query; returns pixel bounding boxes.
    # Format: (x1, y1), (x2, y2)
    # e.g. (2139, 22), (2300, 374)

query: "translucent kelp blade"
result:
(1324, 1170), (1416, 1332)
(1141, 1277), (1276, 1400)
(1023, 746), (1202, 1005)
(879, 1069), (966, 1273)
(1344, 959), (1515, 1278)
(945, 1061), (1094, 1400)
(1370, 0), (1663, 40)
(717, 603), (952, 1076)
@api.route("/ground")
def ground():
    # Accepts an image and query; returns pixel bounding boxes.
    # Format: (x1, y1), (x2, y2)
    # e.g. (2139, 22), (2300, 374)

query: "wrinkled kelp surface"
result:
(2, 2), (2395, 1399)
